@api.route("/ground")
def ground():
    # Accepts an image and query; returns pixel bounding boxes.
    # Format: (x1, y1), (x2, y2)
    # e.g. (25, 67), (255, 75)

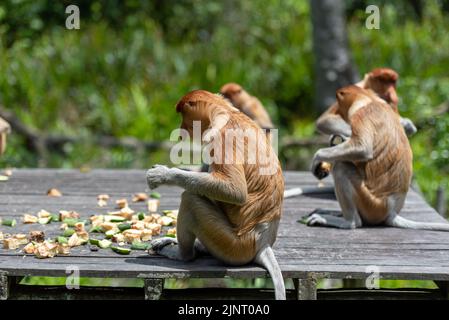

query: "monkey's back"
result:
(216, 111), (284, 237)
(352, 103), (413, 200)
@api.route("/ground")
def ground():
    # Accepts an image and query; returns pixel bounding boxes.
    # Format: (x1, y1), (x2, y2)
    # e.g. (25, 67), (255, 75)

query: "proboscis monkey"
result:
(220, 83), (274, 131)
(0, 117), (10, 155)
(303, 85), (449, 231)
(316, 68), (417, 138)
(284, 68), (417, 198)
(146, 90), (286, 299)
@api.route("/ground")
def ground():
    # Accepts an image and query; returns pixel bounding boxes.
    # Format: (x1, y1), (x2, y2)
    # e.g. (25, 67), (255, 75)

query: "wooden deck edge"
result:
(5, 284), (447, 300)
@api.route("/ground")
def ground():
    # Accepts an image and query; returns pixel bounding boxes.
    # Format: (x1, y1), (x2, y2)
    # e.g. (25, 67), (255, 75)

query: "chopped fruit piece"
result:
(141, 229), (153, 241)
(131, 241), (150, 250)
(158, 216), (174, 226)
(29, 231), (45, 243)
(38, 217), (52, 225)
(98, 239), (112, 249)
(35, 242), (58, 258)
(23, 214), (38, 224)
(13, 234), (28, 245)
(57, 244), (70, 255)
(23, 243), (36, 254)
(97, 194), (110, 201)
(115, 198), (128, 209)
(3, 238), (19, 249)
(112, 233), (125, 243)
(132, 193), (148, 202)
(166, 228), (177, 237)
(59, 210), (80, 221)
(47, 188), (62, 197)
(147, 199), (160, 213)
(37, 209), (51, 218)
(118, 222), (132, 232)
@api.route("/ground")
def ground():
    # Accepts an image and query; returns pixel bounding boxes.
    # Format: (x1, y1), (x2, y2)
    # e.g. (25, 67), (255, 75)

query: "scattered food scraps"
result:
(147, 199), (160, 213)
(132, 193), (148, 202)
(115, 198), (128, 209)
(28, 231), (45, 243)
(23, 214), (38, 224)
(47, 188), (62, 197)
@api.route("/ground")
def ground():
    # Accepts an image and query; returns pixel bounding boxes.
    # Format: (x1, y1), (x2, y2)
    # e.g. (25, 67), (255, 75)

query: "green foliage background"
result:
(0, 0), (448, 290)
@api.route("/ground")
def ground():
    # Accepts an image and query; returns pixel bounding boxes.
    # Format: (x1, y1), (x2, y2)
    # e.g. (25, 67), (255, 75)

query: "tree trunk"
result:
(310, 0), (359, 113)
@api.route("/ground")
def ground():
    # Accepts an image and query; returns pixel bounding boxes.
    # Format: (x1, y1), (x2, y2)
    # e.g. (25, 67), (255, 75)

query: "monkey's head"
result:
(336, 85), (371, 122)
(365, 68), (399, 110)
(176, 90), (231, 138)
(220, 83), (249, 108)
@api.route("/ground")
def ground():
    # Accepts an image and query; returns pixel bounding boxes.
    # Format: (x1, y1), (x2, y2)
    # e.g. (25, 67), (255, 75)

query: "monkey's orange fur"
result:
(175, 90), (284, 260)
(220, 83), (274, 130)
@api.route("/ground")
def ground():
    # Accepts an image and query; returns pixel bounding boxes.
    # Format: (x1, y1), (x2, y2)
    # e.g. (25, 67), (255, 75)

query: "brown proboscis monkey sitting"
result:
(302, 85), (449, 231)
(146, 90), (286, 299)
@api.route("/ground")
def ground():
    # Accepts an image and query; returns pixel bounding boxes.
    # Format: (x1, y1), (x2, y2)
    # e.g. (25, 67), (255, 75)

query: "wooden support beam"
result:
(144, 278), (164, 300)
(294, 274), (317, 300)
(0, 272), (9, 300)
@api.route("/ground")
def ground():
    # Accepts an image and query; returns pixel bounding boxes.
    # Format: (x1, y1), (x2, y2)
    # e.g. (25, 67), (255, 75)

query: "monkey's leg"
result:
(151, 191), (254, 264)
(304, 162), (363, 229)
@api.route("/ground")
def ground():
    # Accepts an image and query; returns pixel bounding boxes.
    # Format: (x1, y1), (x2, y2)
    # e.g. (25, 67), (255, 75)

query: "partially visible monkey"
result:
(303, 85), (449, 231)
(146, 90), (286, 299)
(284, 68), (417, 198)
(220, 83), (274, 131)
(0, 117), (10, 155)
(316, 68), (417, 138)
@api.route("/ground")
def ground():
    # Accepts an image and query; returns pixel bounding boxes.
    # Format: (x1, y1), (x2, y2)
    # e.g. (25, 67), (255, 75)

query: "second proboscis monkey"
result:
(146, 90), (286, 299)
(220, 83), (274, 131)
(304, 85), (449, 231)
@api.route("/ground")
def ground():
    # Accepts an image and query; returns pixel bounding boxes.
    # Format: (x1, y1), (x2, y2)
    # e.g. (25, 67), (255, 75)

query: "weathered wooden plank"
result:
(1, 169), (449, 284)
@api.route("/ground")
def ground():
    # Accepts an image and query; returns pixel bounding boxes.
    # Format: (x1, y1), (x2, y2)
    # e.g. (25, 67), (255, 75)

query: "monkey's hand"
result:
(146, 165), (173, 189)
(311, 151), (326, 180)
(400, 117), (417, 136)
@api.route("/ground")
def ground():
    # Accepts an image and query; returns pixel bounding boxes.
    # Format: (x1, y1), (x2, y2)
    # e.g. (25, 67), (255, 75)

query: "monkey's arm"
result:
(147, 165), (248, 205)
(316, 103), (352, 137)
(311, 134), (373, 177)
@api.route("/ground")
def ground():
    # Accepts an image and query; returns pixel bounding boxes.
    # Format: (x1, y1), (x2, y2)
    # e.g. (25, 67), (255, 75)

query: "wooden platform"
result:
(1, 169), (449, 300)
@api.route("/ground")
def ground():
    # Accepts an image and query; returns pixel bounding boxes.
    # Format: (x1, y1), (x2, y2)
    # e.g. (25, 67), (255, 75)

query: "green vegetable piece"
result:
(50, 214), (60, 222)
(137, 212), (146, 220)
(118, 222), (132, 231)
(63, 218), (79, 227)
(105, 229), (118, 239)
(89, 226), (103, 233)
(62, 228), (75, 237)
(98, 239), (112, 249)
(38, 217), (52, 225)
(89, 239), (100, 246)
(57, 236), (68, 244)
(1, 218), (16, 227)
(131, 241), (150, 250)
(111, 246), (131, 255)
(150, 192), (161, 199)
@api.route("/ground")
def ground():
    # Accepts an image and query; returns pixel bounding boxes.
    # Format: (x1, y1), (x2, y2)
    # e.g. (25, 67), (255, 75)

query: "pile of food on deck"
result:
(0, 190), (177, 259)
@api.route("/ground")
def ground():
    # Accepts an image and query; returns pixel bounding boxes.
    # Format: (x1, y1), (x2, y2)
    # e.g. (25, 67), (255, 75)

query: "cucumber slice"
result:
(104, 216), (126, 223)
(150, 192), (161, 199)
(131, 241), (150, 250)
(57, 236), (68, 244)
(89, 239), (100, 246)
(1, 218), (16, 227)
(98, 239), (112, 249)
(118, 222), (132, 231)
(62, 228), (75, 237)
(63, 218), (79, 227)
(38, 217), (52, 225)
(105, 229), (118, 239)
(111, 246), (131, 255)
(165, 233), (176, 238)
(137, 212), (146, 220)
(50, 214), (60, 222)
(89, 226), (103, 233)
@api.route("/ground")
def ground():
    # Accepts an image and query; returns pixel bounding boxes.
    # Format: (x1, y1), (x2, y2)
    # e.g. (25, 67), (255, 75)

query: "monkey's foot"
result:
(300, 209), (354, 229)
(150, 237), (178, 251)
(150, 237), (181, 260)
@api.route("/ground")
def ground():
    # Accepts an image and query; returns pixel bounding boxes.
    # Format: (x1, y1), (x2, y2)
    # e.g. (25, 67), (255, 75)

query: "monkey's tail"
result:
(254, 245), (286, 300)
(284, 186), (334, 199)
(385, 214), (449, 231)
